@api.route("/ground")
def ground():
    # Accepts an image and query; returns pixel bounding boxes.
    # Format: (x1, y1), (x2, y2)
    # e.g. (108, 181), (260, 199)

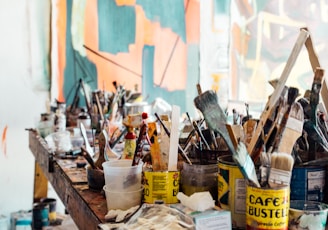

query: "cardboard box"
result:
(170, 204), (231, 230)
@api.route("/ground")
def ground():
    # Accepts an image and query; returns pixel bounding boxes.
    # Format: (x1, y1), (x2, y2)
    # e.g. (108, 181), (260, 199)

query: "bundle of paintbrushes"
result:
(194, 90), (261, 188)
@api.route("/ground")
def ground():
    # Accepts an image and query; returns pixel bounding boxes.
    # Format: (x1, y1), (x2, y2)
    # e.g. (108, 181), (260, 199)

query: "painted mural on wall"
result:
(230, 0), (328, 105)
(52, 0), (200, 113)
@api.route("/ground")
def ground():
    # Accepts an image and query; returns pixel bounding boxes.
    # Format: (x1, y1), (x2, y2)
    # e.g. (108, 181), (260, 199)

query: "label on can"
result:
(246, 185), (289, 230)
(143, 171), (180, 204)
(291, 166), (326, 202)
(218, 156), (246, 228)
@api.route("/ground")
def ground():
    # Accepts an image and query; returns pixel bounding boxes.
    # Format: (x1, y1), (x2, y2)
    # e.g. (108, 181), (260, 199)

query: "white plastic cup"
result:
(102, 160), (142, 191)
(103, 185), (143, 211)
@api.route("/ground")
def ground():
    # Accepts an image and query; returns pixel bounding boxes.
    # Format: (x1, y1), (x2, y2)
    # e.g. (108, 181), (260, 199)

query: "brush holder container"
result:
(180, 162), (218, 202)
(86, 166), (105, 191)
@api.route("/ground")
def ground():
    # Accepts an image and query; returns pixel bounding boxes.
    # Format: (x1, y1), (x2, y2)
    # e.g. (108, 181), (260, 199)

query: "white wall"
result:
(0, 0), (62, 224)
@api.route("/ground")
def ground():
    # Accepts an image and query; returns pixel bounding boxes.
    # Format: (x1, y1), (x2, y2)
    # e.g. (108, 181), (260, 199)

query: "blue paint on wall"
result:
(136, 0), (186, 42)
(141, 45), (154, 99)
(185, 44), (199, 117)
(214, 0), (230, 14)
(64, 0), (97, 107)
(97, 0), (136, 54)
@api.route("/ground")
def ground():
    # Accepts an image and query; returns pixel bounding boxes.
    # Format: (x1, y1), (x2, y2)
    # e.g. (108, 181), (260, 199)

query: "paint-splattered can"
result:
(290, 165), (326, 202)
(218, 155), (246, 229)
(143, 171), (180, 204)
(246, 184), (290, 230)
(32, 202), (49, 230)
(40, 198), (57, 223)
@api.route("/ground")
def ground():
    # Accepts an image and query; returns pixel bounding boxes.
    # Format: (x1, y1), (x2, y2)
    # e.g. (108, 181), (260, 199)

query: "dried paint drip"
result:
(1, 125), (7, 156)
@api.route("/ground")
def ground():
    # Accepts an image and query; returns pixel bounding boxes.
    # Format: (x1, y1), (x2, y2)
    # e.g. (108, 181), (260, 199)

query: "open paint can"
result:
(289, 200), (328, 230)
(218, 155), (246, 229)
(290, 165), (326, 202)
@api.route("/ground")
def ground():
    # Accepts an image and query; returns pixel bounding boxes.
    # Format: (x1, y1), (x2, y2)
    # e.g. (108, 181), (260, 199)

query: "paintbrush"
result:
(194, 90), (260, 187)
(80, 123), (95, 157)
(276, 101), (304, 154)
(270, 87), (300, 153)
(308, 68), (325, 161)
(81, 146), (98, 169)
(195, 84), (219, 149)
(268, 152), (294, 188)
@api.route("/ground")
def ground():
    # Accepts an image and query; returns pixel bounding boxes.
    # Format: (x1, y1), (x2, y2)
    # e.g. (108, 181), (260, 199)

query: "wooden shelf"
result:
(28, 130), (107, 230)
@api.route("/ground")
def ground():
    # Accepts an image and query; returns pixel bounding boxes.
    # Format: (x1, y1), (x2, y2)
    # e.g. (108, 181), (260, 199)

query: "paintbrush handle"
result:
(192, 121), (211, 150)
(110, 127), (127, 149)
(131, 123), (147, 166)
(154, 113), (170, 136)
(80, 79), (92, 115)
(81, 146), (97, 169)
(95, 92), (104, 121)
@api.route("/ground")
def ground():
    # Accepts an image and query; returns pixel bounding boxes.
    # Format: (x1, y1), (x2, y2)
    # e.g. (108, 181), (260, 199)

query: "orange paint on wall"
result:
(56, 0), (193, 96)
(185, 0), (200, 44)
(142, 15), (156, 46)
(153, 30), (187, 90)
(54, 0), (67, 102)
(84, 1), (143, 92)
(1, 125), (7, 156)
(232, 23), (250, 57)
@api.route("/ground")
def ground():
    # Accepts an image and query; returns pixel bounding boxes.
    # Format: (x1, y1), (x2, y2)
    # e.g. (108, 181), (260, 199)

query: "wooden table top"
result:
(28, 130), (107, 230)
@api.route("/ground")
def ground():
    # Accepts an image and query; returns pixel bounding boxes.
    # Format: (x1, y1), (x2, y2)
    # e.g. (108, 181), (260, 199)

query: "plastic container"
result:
(289, 200), (328, 230)
(70, 135), (84, 149)
(180, 162), (218, 201)
(102, 159), (143, 191)
(45, 131), (72, 152)
(103, 185), (143, 211)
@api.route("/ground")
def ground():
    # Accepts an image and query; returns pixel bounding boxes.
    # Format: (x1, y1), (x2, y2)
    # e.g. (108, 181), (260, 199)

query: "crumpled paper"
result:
(105, 205), (139, 222)
(177, 191), (215, 212)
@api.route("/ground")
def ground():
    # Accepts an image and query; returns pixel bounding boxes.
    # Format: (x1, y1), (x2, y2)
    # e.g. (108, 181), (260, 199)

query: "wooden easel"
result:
(247, 28), (326, 160)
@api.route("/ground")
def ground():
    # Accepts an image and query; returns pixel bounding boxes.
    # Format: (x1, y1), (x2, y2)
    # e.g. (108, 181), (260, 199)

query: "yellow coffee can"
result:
(246, 184), (290, 230)
(143, 171), (180, 204)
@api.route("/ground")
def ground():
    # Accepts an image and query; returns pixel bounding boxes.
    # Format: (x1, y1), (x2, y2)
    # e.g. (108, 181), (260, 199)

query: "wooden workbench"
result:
(28, 130), (107, 230)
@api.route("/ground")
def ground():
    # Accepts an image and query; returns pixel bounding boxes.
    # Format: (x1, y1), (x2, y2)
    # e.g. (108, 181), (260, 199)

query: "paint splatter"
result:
(1, 125), (7, 157)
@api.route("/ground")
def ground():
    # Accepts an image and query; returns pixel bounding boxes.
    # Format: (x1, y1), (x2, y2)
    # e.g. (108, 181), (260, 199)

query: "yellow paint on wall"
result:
(116, 0), (136, 6)
(211, 73), (222, 92)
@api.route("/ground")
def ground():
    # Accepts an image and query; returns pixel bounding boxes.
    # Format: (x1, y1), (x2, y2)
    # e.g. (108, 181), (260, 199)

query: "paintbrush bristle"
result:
(274, 152), (294, 171)
(277, 102), (304, 154)
(234, 142), (261, 188)
(268, 152), (294, 188)
(194, 90), (224, 114)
